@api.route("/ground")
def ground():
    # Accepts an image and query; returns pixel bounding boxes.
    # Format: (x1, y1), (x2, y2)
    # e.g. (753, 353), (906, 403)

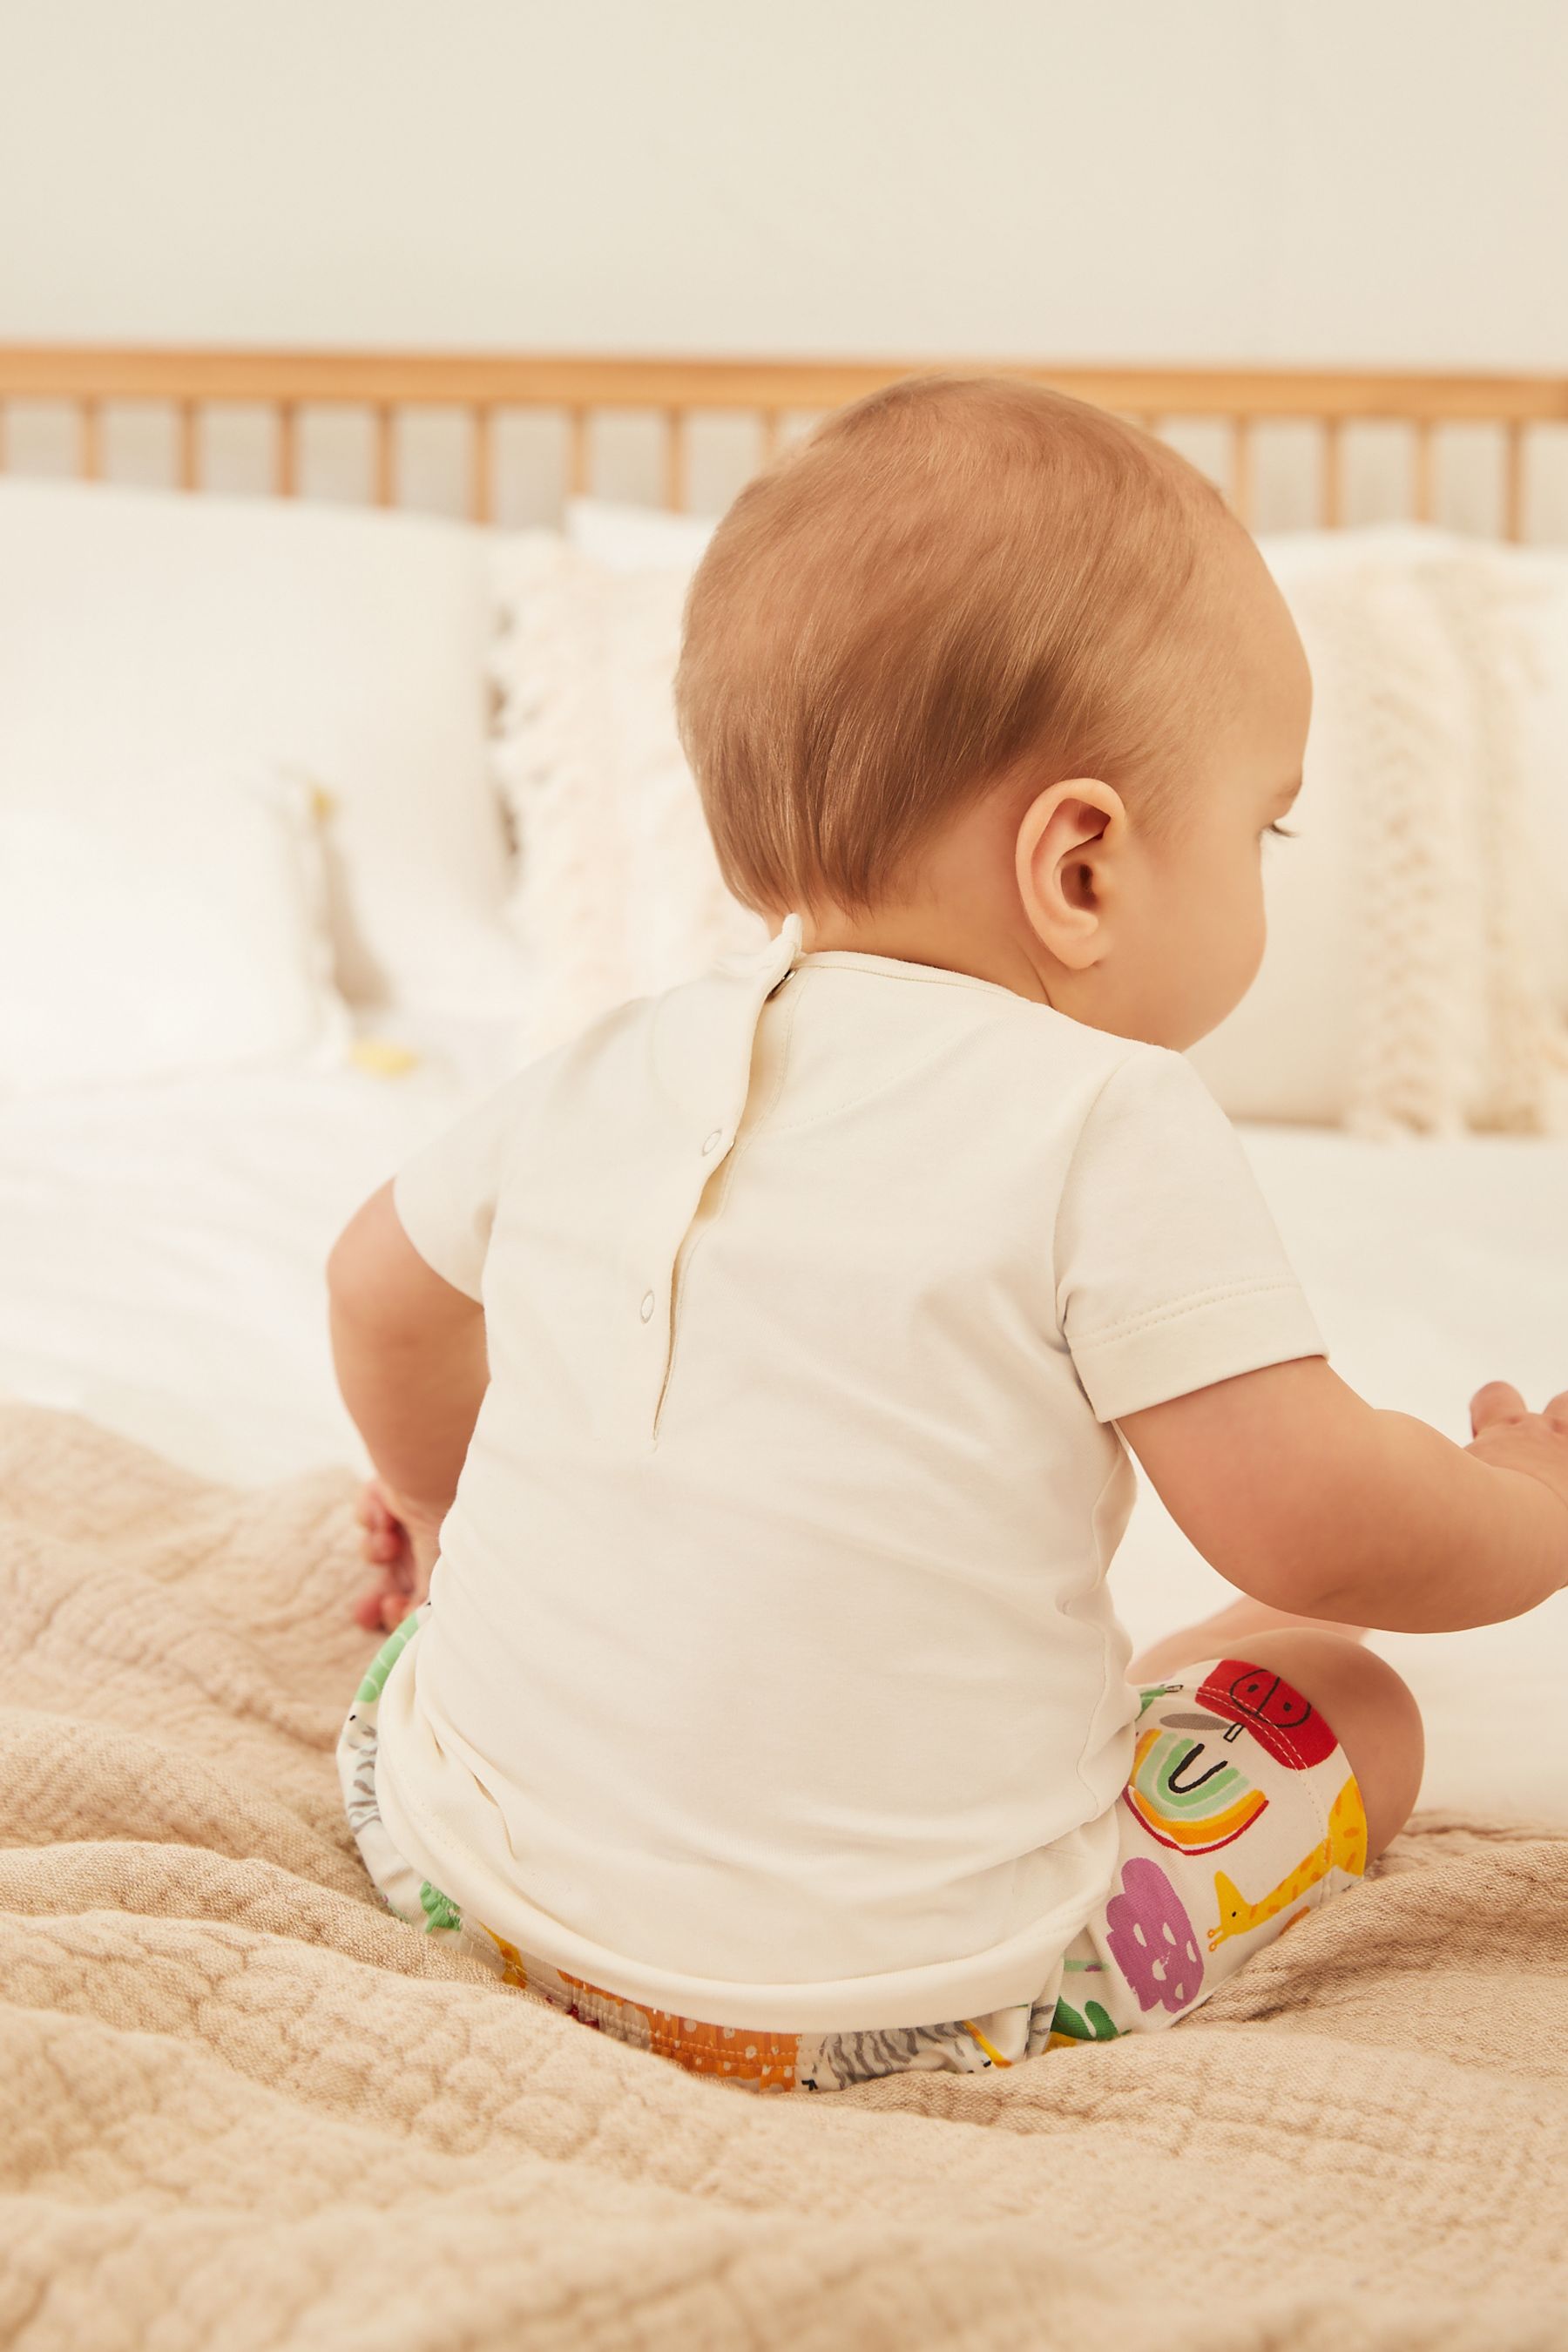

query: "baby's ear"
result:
(1015, 779), (1125, 970)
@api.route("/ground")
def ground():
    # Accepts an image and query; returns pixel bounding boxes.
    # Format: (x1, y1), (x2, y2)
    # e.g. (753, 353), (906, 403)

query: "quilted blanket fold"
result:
(2, 1398), (1565, 2352)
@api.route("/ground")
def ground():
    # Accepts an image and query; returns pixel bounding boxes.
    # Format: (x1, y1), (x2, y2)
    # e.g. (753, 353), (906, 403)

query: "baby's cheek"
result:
(1228, 853), (1267, 971)
(1241, 897), (1268, 990)
(1204, 871), (1268, 1033)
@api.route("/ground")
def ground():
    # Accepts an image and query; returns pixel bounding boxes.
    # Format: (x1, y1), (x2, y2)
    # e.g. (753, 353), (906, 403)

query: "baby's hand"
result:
(352, 1478), (443, 1632)
(1467, 1383), (1568, 1523)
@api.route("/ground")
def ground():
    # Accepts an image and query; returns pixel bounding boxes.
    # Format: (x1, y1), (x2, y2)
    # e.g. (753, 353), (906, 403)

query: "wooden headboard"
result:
(3, 347), (1565, 538)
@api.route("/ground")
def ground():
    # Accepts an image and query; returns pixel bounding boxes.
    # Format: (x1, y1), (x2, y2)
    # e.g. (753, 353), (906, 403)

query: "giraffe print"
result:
(1207, 1775), (1369, 1952)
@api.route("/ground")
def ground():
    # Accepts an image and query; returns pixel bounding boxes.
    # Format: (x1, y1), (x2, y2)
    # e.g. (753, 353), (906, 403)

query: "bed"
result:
(2, 347), (1566, 2349)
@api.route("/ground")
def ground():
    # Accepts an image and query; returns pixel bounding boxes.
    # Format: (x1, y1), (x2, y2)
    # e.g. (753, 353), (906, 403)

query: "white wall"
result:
(3, 0), (1565, 362)
(2, 1), (1565, 526)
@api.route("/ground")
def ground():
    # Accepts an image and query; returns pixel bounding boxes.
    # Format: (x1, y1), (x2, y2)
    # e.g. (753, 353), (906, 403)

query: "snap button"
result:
(639, 1290), (656, 1322)
(701, 1129), (723, 1156)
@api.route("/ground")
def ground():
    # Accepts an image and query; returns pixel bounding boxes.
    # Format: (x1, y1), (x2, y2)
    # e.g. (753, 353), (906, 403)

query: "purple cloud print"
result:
(1104, 1856), (1205, 2014)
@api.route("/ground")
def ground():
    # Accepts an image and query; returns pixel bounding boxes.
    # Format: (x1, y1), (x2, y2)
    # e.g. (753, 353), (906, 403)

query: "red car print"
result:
(1193, 1658), (1338, 1770)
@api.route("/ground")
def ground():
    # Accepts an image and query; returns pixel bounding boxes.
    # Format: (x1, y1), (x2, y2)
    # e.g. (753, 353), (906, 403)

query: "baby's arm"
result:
(328, 1180), (489, 1626)
(1120, 1359), (1568, 1634)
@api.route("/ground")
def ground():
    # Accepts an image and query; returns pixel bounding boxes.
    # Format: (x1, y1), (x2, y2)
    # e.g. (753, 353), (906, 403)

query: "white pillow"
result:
(490, 533), (766, 1057)
(0, 479), (526, 1021)
(564, 497), (717, 575)
(0, 757), (349, 1092)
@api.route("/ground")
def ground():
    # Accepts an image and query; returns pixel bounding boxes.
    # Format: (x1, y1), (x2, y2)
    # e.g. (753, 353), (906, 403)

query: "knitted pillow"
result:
(1192, 528), (1567, 1136)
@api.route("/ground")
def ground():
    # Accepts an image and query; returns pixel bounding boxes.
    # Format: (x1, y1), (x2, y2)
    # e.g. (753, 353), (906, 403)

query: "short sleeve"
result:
(391, 1077), (527, 1302)
(1054, 1048), (1326, 1423)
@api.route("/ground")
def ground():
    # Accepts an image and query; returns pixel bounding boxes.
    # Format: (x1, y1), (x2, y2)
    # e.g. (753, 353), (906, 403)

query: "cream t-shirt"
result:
(373, 916), (1325, 2032)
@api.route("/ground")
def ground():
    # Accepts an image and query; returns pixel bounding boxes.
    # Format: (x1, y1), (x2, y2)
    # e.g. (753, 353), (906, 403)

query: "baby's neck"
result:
(791, 900), (1051, 1004)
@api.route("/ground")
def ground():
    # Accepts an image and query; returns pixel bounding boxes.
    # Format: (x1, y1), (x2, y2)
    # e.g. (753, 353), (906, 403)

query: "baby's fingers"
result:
(1545, 1389), (1568, 1434)
(355, 1484), (408, 1566)
(353, 1557), (418, 1630)
(353, 1580), (393, 1631)
(355, 1484), (389, 1532)
(1470, 1381), (1529, 1436)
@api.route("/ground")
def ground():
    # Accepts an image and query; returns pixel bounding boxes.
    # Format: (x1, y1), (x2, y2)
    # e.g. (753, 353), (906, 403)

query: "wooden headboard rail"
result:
(3, 346), (1565, 537)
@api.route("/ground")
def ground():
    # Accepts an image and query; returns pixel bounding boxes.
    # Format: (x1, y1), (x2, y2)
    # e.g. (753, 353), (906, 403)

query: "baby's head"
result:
(675, 375), (1310, 1051)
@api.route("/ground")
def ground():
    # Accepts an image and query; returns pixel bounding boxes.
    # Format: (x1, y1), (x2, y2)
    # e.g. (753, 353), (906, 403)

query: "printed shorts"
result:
(338, 1609), (1368, 2096)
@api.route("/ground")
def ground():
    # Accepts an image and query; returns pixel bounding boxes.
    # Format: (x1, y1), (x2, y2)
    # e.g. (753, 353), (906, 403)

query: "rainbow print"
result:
(1121, 1724), (1269, 1855)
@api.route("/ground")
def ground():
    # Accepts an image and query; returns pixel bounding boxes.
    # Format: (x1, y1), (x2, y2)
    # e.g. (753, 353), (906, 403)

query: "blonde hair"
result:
(674, 374), (1233, 913)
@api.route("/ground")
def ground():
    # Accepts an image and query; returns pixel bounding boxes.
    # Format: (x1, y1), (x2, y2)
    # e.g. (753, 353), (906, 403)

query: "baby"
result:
(329, 376), (1568, 2094)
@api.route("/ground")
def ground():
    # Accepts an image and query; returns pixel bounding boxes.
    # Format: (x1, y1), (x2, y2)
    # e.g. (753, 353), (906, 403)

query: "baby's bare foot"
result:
(1214, 1595), (1370, 1645)
(1129, 1592), (1369, 1683)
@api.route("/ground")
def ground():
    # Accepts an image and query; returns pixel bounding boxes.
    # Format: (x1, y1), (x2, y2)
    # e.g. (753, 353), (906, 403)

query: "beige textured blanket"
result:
(3, 1400), (1566, 2352)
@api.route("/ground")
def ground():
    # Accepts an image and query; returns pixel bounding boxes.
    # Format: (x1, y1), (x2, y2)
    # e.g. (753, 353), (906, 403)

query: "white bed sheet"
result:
(3, 1058), (1564, 1827)
(0, 1025), (505, 1490)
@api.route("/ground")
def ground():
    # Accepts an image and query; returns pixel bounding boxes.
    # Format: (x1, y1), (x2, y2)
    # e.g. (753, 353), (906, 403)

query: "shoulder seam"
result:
(1047, 1044), (1167, 1312)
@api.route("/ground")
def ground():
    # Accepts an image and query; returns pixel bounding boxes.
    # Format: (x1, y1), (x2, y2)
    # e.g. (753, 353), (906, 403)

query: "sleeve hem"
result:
(1074, 1289), (1327, 1424)
(1071, 1276), (1308, 1351)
